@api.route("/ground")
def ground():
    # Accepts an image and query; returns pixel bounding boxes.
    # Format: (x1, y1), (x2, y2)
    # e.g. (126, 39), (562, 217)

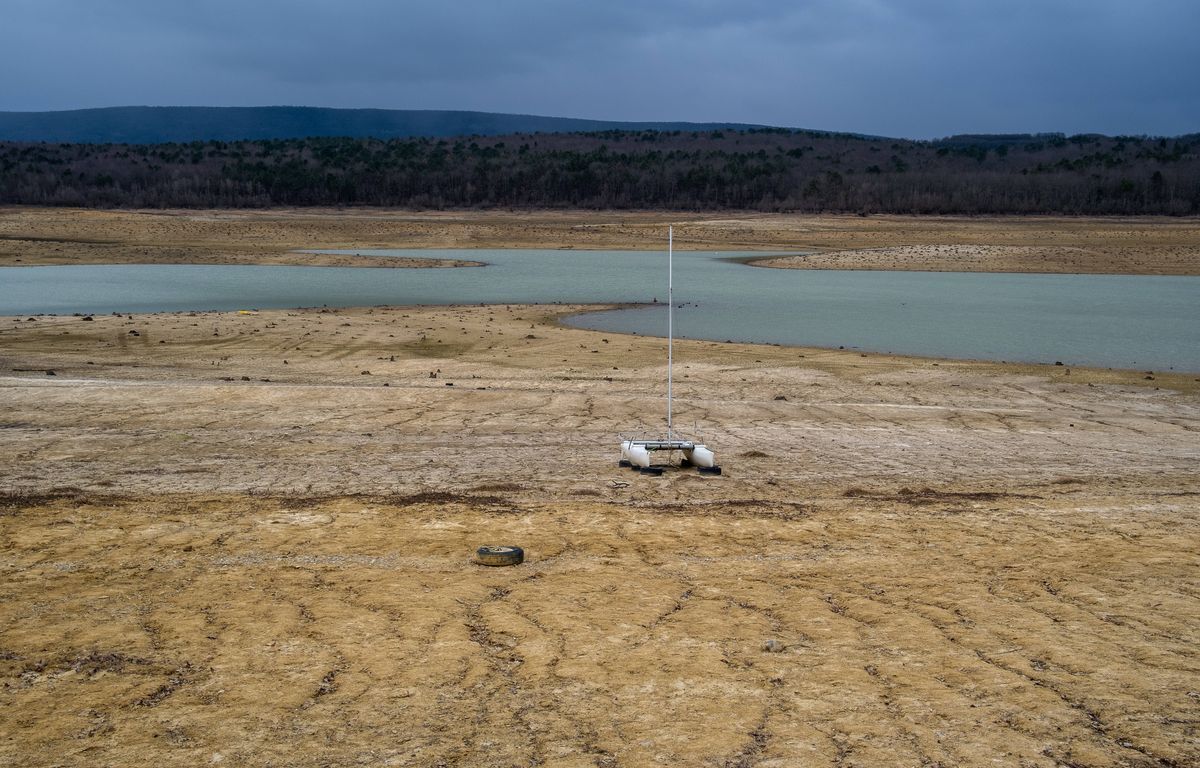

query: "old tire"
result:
(618, 459), (632, 468)
(639, 466), (664, 476)
(698, 465), (722, 476)
(476, 545), (524, 567)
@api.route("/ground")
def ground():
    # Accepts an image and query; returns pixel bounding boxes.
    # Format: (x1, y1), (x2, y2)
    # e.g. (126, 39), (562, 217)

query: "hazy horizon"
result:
(5, 1), (1198, 140)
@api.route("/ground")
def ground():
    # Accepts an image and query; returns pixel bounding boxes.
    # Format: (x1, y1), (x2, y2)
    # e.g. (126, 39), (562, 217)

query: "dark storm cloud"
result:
(4, 0), (1198, 137)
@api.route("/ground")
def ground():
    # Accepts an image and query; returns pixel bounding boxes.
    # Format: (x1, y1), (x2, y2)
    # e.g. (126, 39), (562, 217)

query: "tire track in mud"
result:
(461, 585), (546, 766)
(838, 590), (1080, 764)
(855, 586), (1187, 767)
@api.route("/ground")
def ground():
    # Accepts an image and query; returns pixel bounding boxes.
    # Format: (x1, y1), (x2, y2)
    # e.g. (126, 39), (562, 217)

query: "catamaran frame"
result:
(619, 226), (720, 474)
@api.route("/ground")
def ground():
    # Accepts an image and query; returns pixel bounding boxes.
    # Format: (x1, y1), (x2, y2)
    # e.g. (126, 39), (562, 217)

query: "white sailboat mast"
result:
(667, 226), (674, 442)
(617, 225), (718, 475)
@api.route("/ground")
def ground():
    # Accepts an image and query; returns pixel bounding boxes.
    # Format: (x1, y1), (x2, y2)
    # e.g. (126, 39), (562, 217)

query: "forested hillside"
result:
(2, 129), (1197, 214)
(0, 106), (762, 144)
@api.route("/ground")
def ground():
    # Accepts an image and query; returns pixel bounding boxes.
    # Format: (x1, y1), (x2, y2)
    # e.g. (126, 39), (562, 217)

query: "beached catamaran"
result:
(619, 227), (721, 476)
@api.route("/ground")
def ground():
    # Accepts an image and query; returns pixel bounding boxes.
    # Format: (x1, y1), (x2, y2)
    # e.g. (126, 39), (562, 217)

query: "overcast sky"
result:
(4, 0), (1197, 138)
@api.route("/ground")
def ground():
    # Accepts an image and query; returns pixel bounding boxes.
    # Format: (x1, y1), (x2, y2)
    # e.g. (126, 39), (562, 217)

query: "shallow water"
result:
(2, 249), (1197, 371)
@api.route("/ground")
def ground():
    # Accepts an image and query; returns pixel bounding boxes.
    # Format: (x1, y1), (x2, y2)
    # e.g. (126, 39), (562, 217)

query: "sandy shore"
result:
(1, 304), (1198, 767)
(2, 207), (1199, 274)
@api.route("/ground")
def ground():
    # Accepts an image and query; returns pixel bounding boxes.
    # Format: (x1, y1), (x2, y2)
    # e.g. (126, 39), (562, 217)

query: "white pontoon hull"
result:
(621, 438), (714, 468)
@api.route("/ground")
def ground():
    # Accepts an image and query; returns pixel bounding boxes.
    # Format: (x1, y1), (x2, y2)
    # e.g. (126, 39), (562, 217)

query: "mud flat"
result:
(1, 304), (1198, 767)
(749, 241), (1200, 275)
(2, 207), (1199, 274)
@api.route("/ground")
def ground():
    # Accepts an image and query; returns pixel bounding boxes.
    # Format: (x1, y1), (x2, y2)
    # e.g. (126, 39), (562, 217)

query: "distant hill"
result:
(0, 106), (773, 144)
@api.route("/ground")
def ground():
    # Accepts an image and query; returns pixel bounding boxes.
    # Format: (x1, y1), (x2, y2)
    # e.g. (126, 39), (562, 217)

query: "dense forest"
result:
(2, 128), (1197, 214)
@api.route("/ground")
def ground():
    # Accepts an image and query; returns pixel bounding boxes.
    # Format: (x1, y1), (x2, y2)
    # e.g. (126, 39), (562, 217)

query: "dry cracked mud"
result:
(2, 210), (1199, 766)
(1, 302), (1197, 767)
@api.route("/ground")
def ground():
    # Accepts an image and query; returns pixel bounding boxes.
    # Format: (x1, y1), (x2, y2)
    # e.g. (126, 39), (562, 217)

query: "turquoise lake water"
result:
(1, 249), (1197, 371)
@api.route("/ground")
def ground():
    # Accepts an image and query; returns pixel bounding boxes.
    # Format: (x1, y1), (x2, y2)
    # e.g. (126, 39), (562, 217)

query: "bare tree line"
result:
(1, 129), (1196, 214)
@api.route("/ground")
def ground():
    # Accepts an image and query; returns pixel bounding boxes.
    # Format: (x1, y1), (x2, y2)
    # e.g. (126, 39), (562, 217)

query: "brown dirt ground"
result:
(2, 207), (1199, 274)
(2, 303), (1198, 767)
